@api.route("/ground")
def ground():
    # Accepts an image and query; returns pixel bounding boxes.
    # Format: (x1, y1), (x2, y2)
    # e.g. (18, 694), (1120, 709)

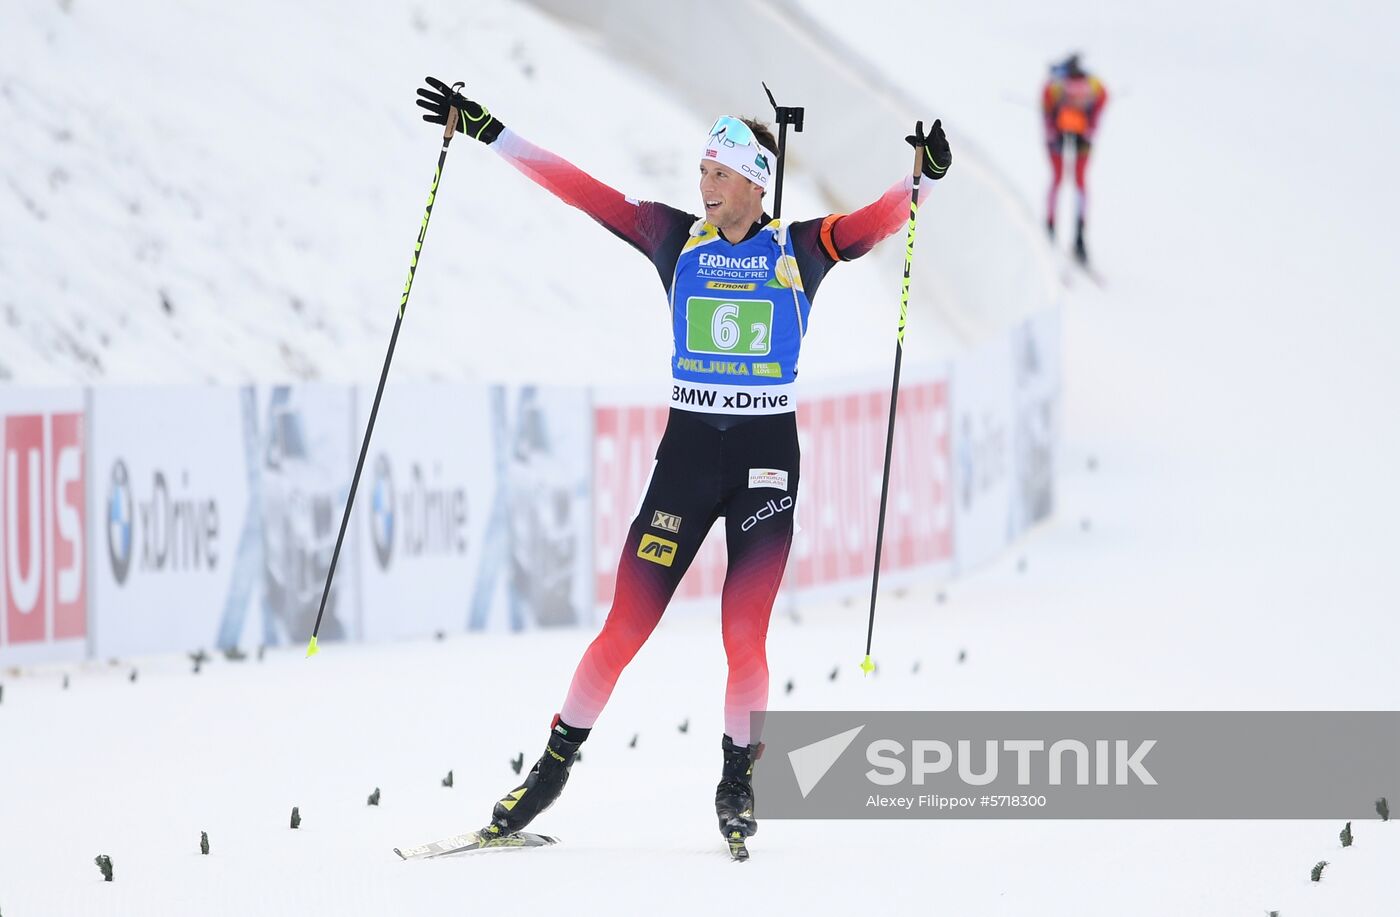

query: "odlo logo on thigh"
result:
(638, 534), (678, 567)
(741, 496), (794, 532)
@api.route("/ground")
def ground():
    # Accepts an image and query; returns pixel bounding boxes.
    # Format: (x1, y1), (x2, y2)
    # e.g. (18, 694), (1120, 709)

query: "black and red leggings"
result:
(559, 408), (799, 745)
(1047, 131), (1092, 225)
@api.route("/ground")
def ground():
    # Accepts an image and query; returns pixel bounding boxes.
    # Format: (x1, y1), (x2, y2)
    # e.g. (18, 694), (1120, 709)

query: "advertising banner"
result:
(791, 371), (953, 593)
(223, 384), (359, 650)
(591, 397), (727, 612)
(356, 381), (489, 641)
(593, 371), (953, 612)
(468, 385), (594, 631)
(89, 385), (245, 659)
(4, 311), (1052, 665)
(951, 339), (1015, 571)
(0, 388), (87, 666)
(91, 384), (357, 659)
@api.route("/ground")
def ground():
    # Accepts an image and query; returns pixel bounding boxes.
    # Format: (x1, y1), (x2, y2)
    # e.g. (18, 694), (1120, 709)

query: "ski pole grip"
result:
(912, 120), (925, 177)
(443, 81), (465, 140)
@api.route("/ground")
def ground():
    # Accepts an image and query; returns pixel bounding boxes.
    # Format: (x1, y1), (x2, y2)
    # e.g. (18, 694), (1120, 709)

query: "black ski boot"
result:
(716, 734), (762, 858)
(485, 716), (589, 839)
(1073, 218), (1089, 265)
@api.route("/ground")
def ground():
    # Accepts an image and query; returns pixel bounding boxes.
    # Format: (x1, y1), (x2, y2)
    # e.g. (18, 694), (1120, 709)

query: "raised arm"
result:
(489, 128), (665, 254)
(416, 77), (689, 260)
(826, 120), (952, 261)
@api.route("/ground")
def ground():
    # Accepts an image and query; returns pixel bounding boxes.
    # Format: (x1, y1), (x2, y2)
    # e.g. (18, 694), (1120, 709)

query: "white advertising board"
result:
(90, 384), (358, 659)
(951, 338), (1016, 572)
(356, 382), (493, 641)
(468, 384), (594, 632)
(240, 384), (359, 648)
(88, 385), (245, 659)
(1011, 306), (1062, 534)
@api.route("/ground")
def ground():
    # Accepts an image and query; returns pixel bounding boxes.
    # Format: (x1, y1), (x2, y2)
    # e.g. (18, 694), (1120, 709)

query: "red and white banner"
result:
(591, 400), (730, 606)
(0, 389), (87, 665)
(592, 373), (953, 609)
(791, 376), (953, 591)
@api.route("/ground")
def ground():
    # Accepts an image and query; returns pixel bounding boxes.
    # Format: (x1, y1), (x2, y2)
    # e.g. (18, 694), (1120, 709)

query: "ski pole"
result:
(860, 122), (926, 677)
(761, 82), (804, 219)
(306, 86), (463, 658)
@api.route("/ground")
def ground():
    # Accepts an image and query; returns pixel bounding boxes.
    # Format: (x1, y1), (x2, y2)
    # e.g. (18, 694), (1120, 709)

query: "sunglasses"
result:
(708, 116), (756, 149)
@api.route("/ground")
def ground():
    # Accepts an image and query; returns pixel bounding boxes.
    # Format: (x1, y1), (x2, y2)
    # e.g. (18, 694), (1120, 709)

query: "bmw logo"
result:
(370, 454), (394, 569)
(107, 460), (134, 585)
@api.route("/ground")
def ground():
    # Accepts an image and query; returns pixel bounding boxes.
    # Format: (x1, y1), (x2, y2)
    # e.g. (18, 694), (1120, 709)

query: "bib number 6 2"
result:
(687, 297), (774, 356)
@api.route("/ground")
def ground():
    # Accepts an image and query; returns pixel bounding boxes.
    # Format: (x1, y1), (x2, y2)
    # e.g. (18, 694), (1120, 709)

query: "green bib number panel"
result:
(685, 297), (774, 356)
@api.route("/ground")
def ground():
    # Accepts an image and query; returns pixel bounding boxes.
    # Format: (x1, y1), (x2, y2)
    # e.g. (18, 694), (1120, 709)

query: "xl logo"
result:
(2, 413), (86, 646)
(650, 510), (682, 534)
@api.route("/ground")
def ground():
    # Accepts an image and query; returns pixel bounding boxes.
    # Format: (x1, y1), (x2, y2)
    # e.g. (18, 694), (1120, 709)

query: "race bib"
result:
(685, 297), (774, 356)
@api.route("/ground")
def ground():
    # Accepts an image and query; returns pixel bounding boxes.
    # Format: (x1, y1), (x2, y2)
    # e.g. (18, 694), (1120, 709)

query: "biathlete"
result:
(416, 77), (952, 849)
(1042, 53), (1107, 264)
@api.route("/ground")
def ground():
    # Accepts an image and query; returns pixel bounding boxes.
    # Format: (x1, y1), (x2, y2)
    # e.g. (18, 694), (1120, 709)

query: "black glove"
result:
(905, 119), (952, 181)
(416, 77), (504, 144)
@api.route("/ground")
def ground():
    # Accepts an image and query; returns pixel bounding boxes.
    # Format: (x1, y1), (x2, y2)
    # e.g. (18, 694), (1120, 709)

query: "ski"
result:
(1074, 260), (1106, 288)
(1057, 252), (1105, 290)
(726, 830), (750, 862)
(394, 828), (559, 860)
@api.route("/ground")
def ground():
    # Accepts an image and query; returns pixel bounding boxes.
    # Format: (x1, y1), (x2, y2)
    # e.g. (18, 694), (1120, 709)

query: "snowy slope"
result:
(0, 0), (909, 385)
(790, 0), (1400, 910)
(792, 0), (1400, 702)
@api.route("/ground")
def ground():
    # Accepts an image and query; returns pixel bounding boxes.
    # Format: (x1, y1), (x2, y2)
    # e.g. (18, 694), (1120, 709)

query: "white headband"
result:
(701, 117), (777, 190)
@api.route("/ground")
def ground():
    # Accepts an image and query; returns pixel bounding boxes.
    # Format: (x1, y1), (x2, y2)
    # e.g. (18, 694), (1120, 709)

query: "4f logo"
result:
(650, 511), (682, 534)
(638, 534), (678, 567)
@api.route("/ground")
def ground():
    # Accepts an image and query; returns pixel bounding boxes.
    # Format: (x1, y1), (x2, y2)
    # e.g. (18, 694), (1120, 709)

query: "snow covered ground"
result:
(2, 592), (1395, 916)
(4, 0), (1400, 914)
